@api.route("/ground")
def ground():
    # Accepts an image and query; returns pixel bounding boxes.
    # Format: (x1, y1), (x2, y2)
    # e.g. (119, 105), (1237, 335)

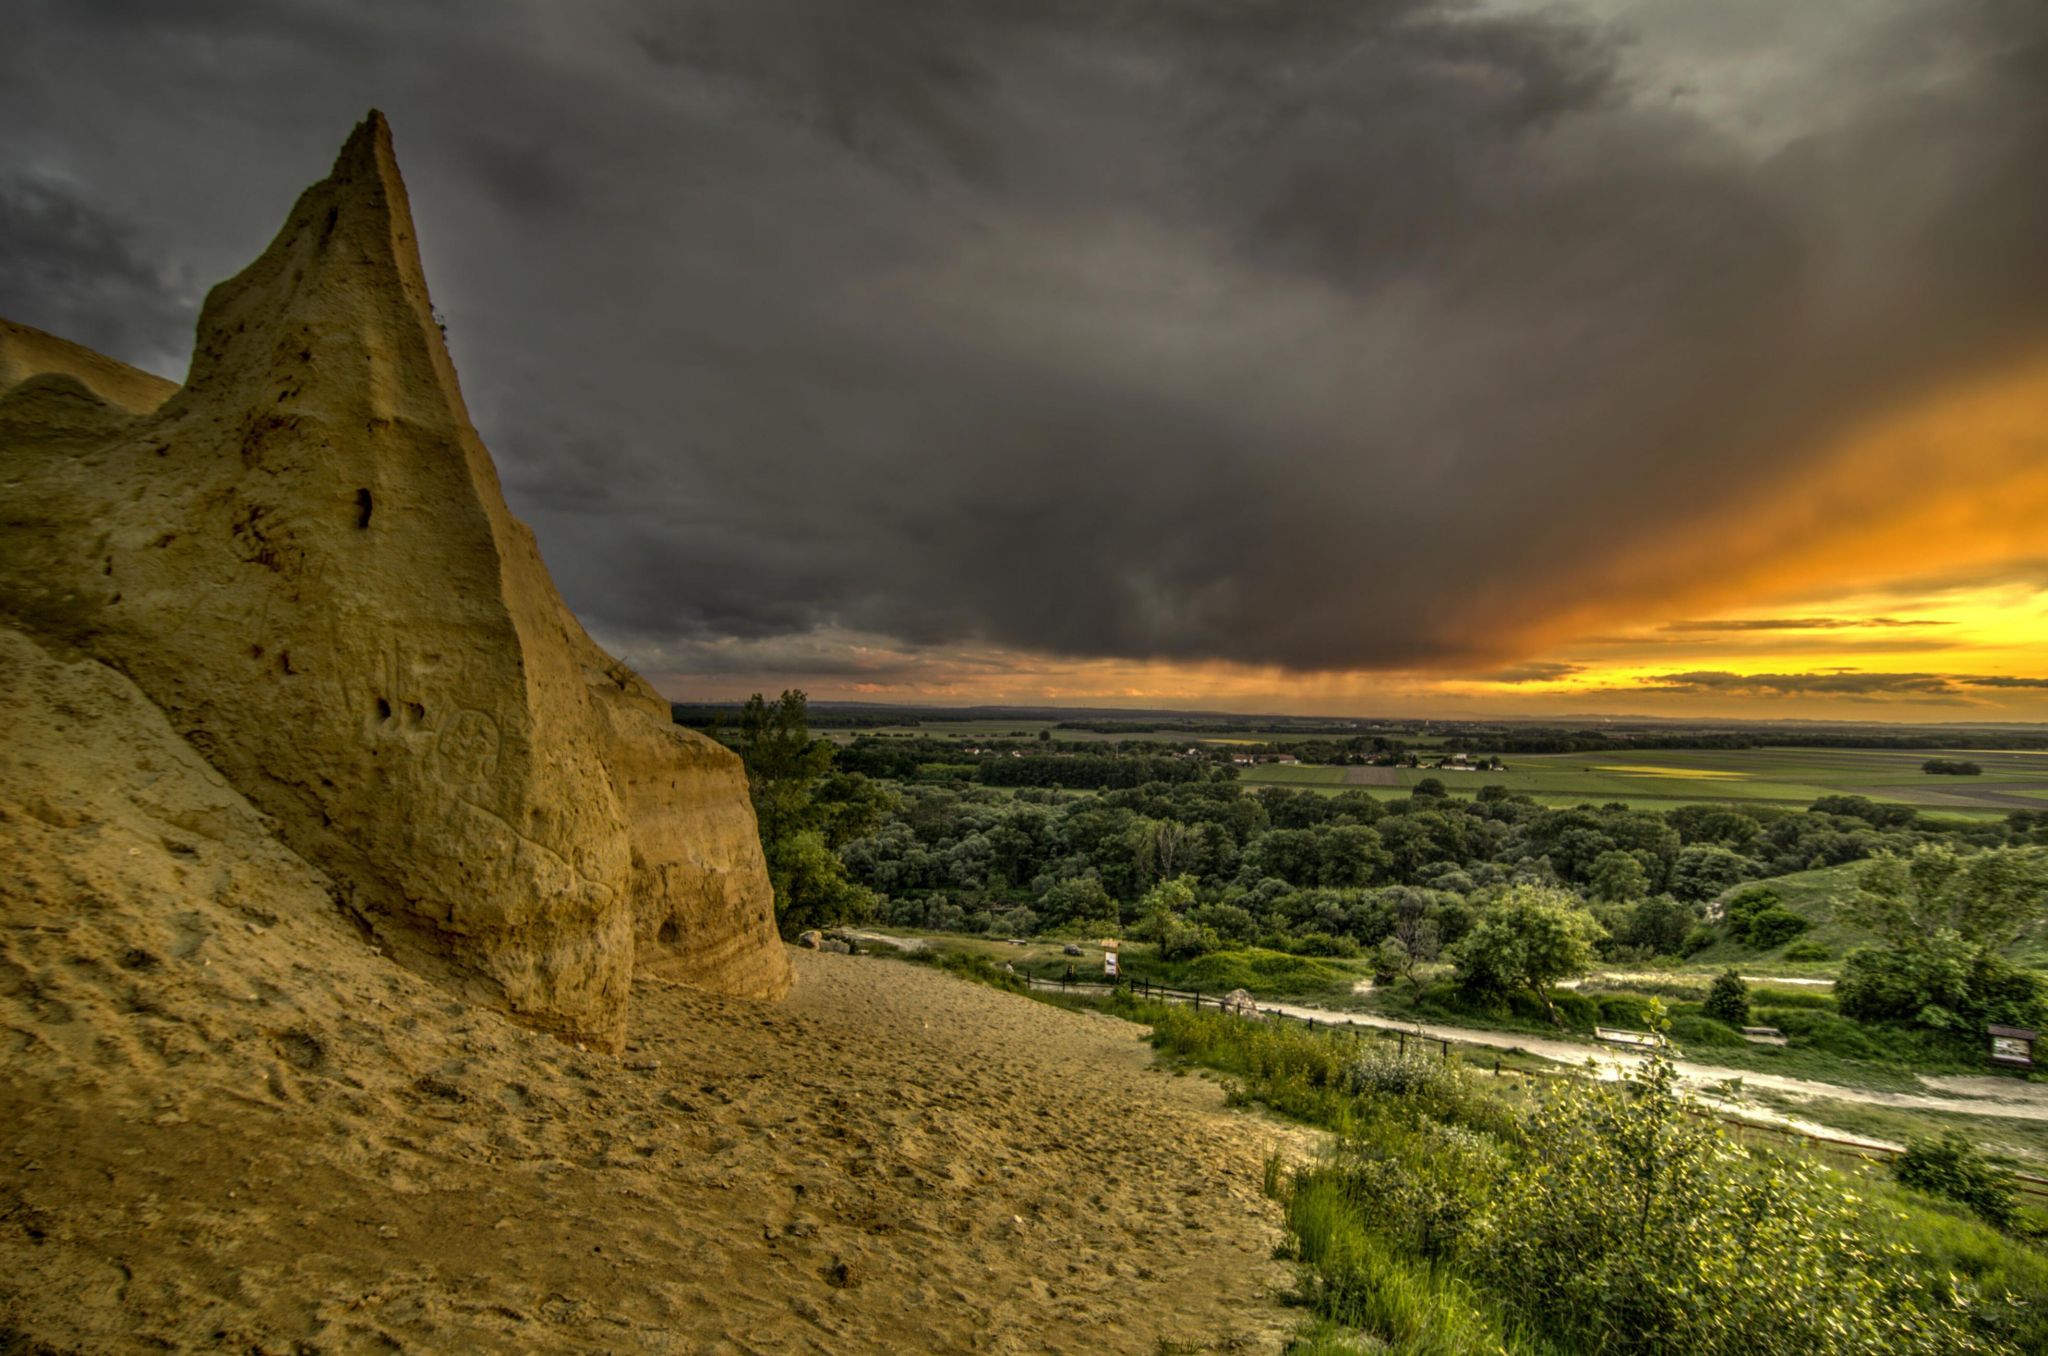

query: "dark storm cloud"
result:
(6, 0), (2047, 678)
(1628, 671), (2048, 700)
(1478, 662), (1586, 684)
(0, 170), (192, 376)
(1659, 617), (1945, 633)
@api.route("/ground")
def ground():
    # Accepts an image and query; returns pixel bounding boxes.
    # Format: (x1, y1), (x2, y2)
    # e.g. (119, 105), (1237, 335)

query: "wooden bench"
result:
(1742, 1026), (1787, 1046)
(1594, 1026), (1666, 1050)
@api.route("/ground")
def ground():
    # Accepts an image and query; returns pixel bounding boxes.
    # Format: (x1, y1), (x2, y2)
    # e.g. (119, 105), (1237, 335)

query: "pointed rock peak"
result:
(325, 109), (409, 226)
(181, 110), (458, 415)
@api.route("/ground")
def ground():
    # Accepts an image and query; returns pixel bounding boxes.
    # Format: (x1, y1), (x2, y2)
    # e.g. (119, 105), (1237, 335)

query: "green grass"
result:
(1129, 1001), (2048, 1354)
(1741, 1088), (2048, 1167)
(1234, 763), (1349, 788)
(1690, 848), (2048, 969)
(1284, 1175), (1540, 1356)
(1265, 745), (2046, 813)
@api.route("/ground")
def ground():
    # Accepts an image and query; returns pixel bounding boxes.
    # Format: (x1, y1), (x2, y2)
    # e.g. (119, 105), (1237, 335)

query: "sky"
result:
(5, 0), (2046, 722)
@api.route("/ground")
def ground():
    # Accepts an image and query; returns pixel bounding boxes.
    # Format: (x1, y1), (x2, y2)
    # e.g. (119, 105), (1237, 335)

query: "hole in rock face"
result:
(407, 701), (425, 722)
(355, 488), (373, 529)
(376, 698), (392, 721)
(658, 919), (681, 946)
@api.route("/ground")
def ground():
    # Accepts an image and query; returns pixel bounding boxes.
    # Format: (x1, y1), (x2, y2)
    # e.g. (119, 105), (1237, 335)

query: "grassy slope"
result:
(1691, 846), (2048, 969)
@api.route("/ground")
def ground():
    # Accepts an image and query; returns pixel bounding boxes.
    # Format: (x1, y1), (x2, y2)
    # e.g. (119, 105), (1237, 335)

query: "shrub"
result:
(1157, 918), (1221, 961)
(1596, 993), (1658, 1029)
(1719, 885), (1779, 938)
(1345, 1043), (1464, 1102)
(1780, 940), (1830, 962)
(1837, 939), (2048, 1032)
(1704, 970), (1749, 1026)
(1744, 908), (1810, 949)
(1292, 929), (1363, 958)
(1894, 1133), (2018, 1230)
(1474, 1053), (2003, 1354)
(1667, 1014), (1747, 1048)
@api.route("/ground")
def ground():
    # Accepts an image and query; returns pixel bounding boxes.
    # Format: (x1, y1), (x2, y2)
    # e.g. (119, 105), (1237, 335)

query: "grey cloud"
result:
(1659, 617), (1947, 633)
(1625, 671), (2048, 700)
(1478, 662), (1587, 684)
(0, 170), (193, 378)
(1963, 676), (2048, 690)
(4, 0), (2046, 682)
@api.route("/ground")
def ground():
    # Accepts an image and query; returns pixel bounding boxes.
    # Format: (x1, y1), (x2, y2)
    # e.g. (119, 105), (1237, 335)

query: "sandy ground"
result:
(2, 952), (1313, 1354)
(0, 621), (1314, 1353)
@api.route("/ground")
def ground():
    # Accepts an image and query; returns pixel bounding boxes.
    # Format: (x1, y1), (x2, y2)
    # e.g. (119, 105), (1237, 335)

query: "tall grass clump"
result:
(1472, 1054), (1995, 1355)
(1263, 1040), (2028, 1356)
(1893, 1132), (2020, 1230)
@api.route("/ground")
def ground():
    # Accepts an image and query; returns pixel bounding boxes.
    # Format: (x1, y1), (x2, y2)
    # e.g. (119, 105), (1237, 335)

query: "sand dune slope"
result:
(0, 625), (1307, 1350)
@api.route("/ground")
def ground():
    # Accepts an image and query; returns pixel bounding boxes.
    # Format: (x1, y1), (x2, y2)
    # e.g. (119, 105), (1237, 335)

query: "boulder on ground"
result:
(0, 112), (790, 1050)
(1062, 943), (1085, 956)
(798, 931), (825, 950)
(1220, 989), (1263, 1019)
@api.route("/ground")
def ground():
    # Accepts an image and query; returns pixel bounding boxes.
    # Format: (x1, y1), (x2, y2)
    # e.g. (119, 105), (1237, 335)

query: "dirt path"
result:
(1559, 971), (1834, 990)
(2, 952), (1317, 1354)
(1253, 1002), (2048, 1122)
(1022, 975), (2048, 1129)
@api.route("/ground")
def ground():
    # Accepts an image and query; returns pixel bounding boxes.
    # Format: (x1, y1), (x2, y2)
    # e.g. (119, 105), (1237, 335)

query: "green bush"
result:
(1894, 1133), (2018, 1230)
(1667, 1014), (1747, 1048)
(1344, 1043), (1466, 1102)
(1473, 1055), (2004, 1355)
(1704, 970), (1749, 1026)
(1157, 918), (1221, 961)
(1780, 940), (1830, 962)
(1596, 993), (1659, 1029)
(1745, 908), (1810, 949)
(1837, 940), (2048, 1032)
(1506, 989), (1598, 1031)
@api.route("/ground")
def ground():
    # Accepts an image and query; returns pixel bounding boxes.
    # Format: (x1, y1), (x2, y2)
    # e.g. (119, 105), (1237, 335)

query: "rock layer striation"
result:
(0, 112), (789, 1048)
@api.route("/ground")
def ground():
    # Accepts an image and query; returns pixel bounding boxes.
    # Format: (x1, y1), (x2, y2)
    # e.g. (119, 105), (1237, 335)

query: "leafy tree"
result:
(1834, 846), (2048, 1032)
(734, 690), (873, 932)
(1704, 969), (1749, 1026)
(1133, 874), (1198, 942)
(1453, 884), (1606, 1024)
(1670, 845), (1752, 902)
(1589, 850), (1650, 903)
(736, 690), (834, 846)
(1622, 895), (1696, 956)
(1038, 874), (1117, 928)
(1922, 759), (1983, 776)
(1844, 846), (2043, 953)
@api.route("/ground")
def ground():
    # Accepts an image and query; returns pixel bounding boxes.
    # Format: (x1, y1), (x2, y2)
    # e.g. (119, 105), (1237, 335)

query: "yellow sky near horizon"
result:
(650, 345), (2048, 721)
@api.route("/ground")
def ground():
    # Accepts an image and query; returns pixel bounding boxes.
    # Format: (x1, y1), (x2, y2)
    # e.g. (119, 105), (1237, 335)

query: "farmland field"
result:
(1239, 745), (2048, 814)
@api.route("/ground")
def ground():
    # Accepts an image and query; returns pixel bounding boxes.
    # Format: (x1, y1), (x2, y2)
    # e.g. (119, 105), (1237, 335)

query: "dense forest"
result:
(719, 694), (2048, 1042)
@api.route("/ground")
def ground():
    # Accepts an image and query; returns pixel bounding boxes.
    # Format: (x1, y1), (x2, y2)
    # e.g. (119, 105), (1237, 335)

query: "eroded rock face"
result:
(0, 317), (177, 415)
(0, 112), (789, 1048)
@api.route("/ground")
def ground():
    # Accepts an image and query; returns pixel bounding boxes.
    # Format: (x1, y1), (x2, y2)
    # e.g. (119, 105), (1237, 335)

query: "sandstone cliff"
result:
(0, 316), (177, 415)
(0, 112), (789, 1049)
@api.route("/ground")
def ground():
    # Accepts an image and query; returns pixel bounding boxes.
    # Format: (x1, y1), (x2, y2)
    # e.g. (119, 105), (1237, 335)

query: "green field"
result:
(1241, 746), (2047, 815)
